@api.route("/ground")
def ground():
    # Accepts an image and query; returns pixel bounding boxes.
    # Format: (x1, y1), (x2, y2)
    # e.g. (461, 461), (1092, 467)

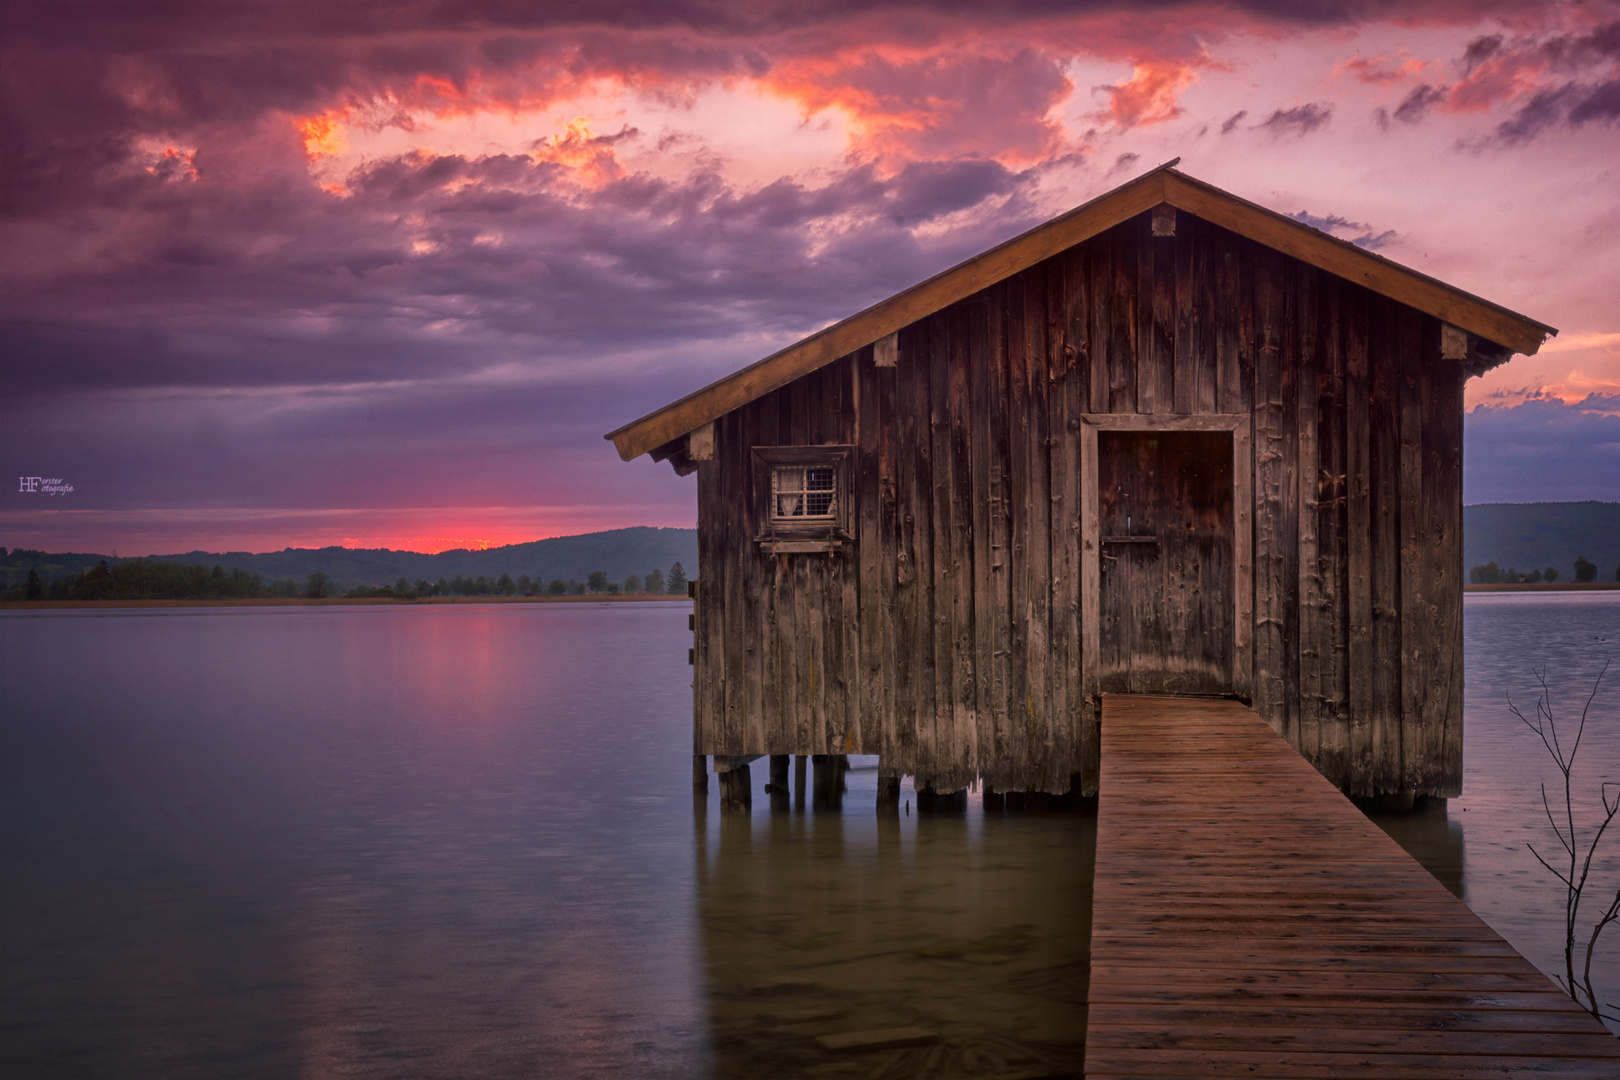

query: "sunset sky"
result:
(2, 1), (1616, 555)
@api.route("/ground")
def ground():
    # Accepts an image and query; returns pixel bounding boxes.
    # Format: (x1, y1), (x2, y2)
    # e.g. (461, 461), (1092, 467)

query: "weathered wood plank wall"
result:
(694, 209), (1465, 797)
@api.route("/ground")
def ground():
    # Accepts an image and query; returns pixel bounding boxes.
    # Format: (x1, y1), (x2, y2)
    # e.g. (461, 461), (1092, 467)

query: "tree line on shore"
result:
(1470, 555), (1617, 584)
(3, 558), (691, 602)
(15, 550), (1616, 601)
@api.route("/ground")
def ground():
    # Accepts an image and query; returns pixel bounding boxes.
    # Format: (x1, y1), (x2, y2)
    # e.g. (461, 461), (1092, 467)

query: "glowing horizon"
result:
(3, 2), (1616, 554)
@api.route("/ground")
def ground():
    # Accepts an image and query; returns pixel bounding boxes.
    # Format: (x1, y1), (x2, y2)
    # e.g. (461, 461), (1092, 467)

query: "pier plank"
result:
(1086, 695), (1620, 1077)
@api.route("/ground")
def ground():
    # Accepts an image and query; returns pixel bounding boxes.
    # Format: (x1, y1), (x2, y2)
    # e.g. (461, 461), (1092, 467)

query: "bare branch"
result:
(1516, 661), (1616, 1026)
(1539, 784), (1573, 855)
(1527, 843), (1573, 887)
(1509, 692), (1559, 762)
(1567, 657), (1609, 765)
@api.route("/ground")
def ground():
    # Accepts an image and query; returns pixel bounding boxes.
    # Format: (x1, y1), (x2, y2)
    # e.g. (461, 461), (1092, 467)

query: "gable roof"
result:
(607, 161), (1556, 462)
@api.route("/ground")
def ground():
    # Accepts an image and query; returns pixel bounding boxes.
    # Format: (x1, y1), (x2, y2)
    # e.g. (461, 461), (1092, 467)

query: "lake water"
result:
(1, 595), (1616, 1078)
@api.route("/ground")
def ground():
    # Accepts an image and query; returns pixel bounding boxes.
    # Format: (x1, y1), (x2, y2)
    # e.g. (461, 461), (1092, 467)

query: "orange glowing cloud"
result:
(1095, 60), (1197, 129)
(759, 44), (1077, 164)
(531, 117), (628, 187)
(299, 112), (350, 159)
(1446, 48), (1547, 113)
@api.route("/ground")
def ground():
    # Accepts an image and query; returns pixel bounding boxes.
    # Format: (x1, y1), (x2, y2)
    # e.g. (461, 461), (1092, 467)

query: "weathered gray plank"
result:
(1345, 285), (1374, 791)
(988, 291), (1014, 786)
(1297, 265), (1323, 764)
(1396, 306), (1425, 790)
(1088, 236), (1111, 413)
(1252, 249), (1287, 736)
(1368, 297), (1403, 792)
(1215, 229), (1242, 413)
(946, 305), (976, 780)
(970, 296), (996, 781)
(1110, 223), (1137, 414)
(1025, 269), (1053, 787)
(1193, 218), (1218, 414)
(1051, 256), (1080, 786)
(1007, 274), (1033, 787)
(1421, 316), (1464, 796)
(928, 312), (955, 778)
(1318, 279), (1349, 783)
(1143, 213), (1174, 413)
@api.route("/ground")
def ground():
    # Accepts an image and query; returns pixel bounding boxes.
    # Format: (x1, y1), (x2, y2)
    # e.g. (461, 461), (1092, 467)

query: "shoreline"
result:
(1464, 582), (1619, 592)
(0, 595), (692, 610)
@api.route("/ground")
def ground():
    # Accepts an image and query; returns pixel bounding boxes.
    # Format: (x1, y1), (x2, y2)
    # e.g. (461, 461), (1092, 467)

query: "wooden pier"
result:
(1085, 695), (1620, 1078)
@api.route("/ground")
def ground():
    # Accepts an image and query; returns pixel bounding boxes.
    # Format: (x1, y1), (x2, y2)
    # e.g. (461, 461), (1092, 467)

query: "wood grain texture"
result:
(1253, 249), (1288, 736)
(1298, 265), (1323, 764)
(1087, 695), (1620, 1078)
(687, 212), (1472, 799)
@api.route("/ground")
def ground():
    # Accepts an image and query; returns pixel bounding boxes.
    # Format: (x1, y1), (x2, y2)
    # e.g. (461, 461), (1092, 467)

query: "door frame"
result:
(1079, 413), (1253, 703)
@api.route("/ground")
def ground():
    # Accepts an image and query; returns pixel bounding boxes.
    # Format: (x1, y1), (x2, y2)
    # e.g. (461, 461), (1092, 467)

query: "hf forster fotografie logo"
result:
(18, 476), (74, 496)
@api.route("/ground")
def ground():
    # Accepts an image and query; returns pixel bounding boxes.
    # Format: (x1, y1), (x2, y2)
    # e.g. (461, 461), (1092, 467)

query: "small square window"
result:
(752, 445), (855, 552)
(772, 464), (838, 521)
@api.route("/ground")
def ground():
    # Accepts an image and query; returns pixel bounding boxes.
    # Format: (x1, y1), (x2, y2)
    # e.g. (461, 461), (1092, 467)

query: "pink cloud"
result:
(3, 0), (1617, 553)
(1095, 60), (1199, 129)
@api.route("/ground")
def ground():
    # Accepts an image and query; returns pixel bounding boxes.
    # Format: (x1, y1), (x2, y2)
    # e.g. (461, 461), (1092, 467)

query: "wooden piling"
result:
(718, 764), (751, 813)
(811, 754), (842, 809)
(768, 754), (790, 811)
(876, 773), (900, 812)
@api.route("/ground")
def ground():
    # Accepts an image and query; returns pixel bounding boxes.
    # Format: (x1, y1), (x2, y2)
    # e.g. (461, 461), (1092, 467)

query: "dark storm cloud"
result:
(1, 144), (1041, 397)
(1219, 110), (1248, 133)
(1258, 103), (1334, 136)
(1463, 396), (1620, 504)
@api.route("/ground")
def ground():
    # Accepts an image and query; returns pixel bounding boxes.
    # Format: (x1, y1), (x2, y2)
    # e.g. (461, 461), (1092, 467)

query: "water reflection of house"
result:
(696, 810), (1096, 1077)
(608, 163), (1554, 802)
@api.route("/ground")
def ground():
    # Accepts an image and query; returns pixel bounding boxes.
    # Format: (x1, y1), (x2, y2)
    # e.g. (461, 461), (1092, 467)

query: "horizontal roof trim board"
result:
(606, 163), (1556, 462)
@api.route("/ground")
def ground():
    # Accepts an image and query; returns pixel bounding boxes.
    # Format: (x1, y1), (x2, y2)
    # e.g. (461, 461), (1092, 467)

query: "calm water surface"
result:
(1, 595), (1616, 1077)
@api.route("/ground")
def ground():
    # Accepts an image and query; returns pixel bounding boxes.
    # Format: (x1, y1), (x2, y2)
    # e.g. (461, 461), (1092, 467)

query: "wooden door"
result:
(1097, 430), (1234, 695)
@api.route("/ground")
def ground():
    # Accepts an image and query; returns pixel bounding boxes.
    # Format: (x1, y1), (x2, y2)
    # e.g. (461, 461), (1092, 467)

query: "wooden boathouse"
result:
(606, 161), (1556, 803)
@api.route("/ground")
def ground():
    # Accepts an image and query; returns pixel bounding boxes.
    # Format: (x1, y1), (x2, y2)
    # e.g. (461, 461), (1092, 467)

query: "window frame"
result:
(751, 445), (855, 553)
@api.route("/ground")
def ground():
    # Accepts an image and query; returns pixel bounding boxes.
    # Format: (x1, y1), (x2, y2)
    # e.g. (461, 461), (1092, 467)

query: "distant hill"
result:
(0, 526), (698, 593)
(7, 505), (1612, 593)
(1463, 502), (1618, 579)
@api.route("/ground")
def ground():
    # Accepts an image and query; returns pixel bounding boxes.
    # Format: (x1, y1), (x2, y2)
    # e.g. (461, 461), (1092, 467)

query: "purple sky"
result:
(2, 1), (1616, 555)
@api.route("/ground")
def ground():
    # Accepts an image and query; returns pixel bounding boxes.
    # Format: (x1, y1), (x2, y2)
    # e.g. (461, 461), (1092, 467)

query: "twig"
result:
(1512, 659), (1615, 1022)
